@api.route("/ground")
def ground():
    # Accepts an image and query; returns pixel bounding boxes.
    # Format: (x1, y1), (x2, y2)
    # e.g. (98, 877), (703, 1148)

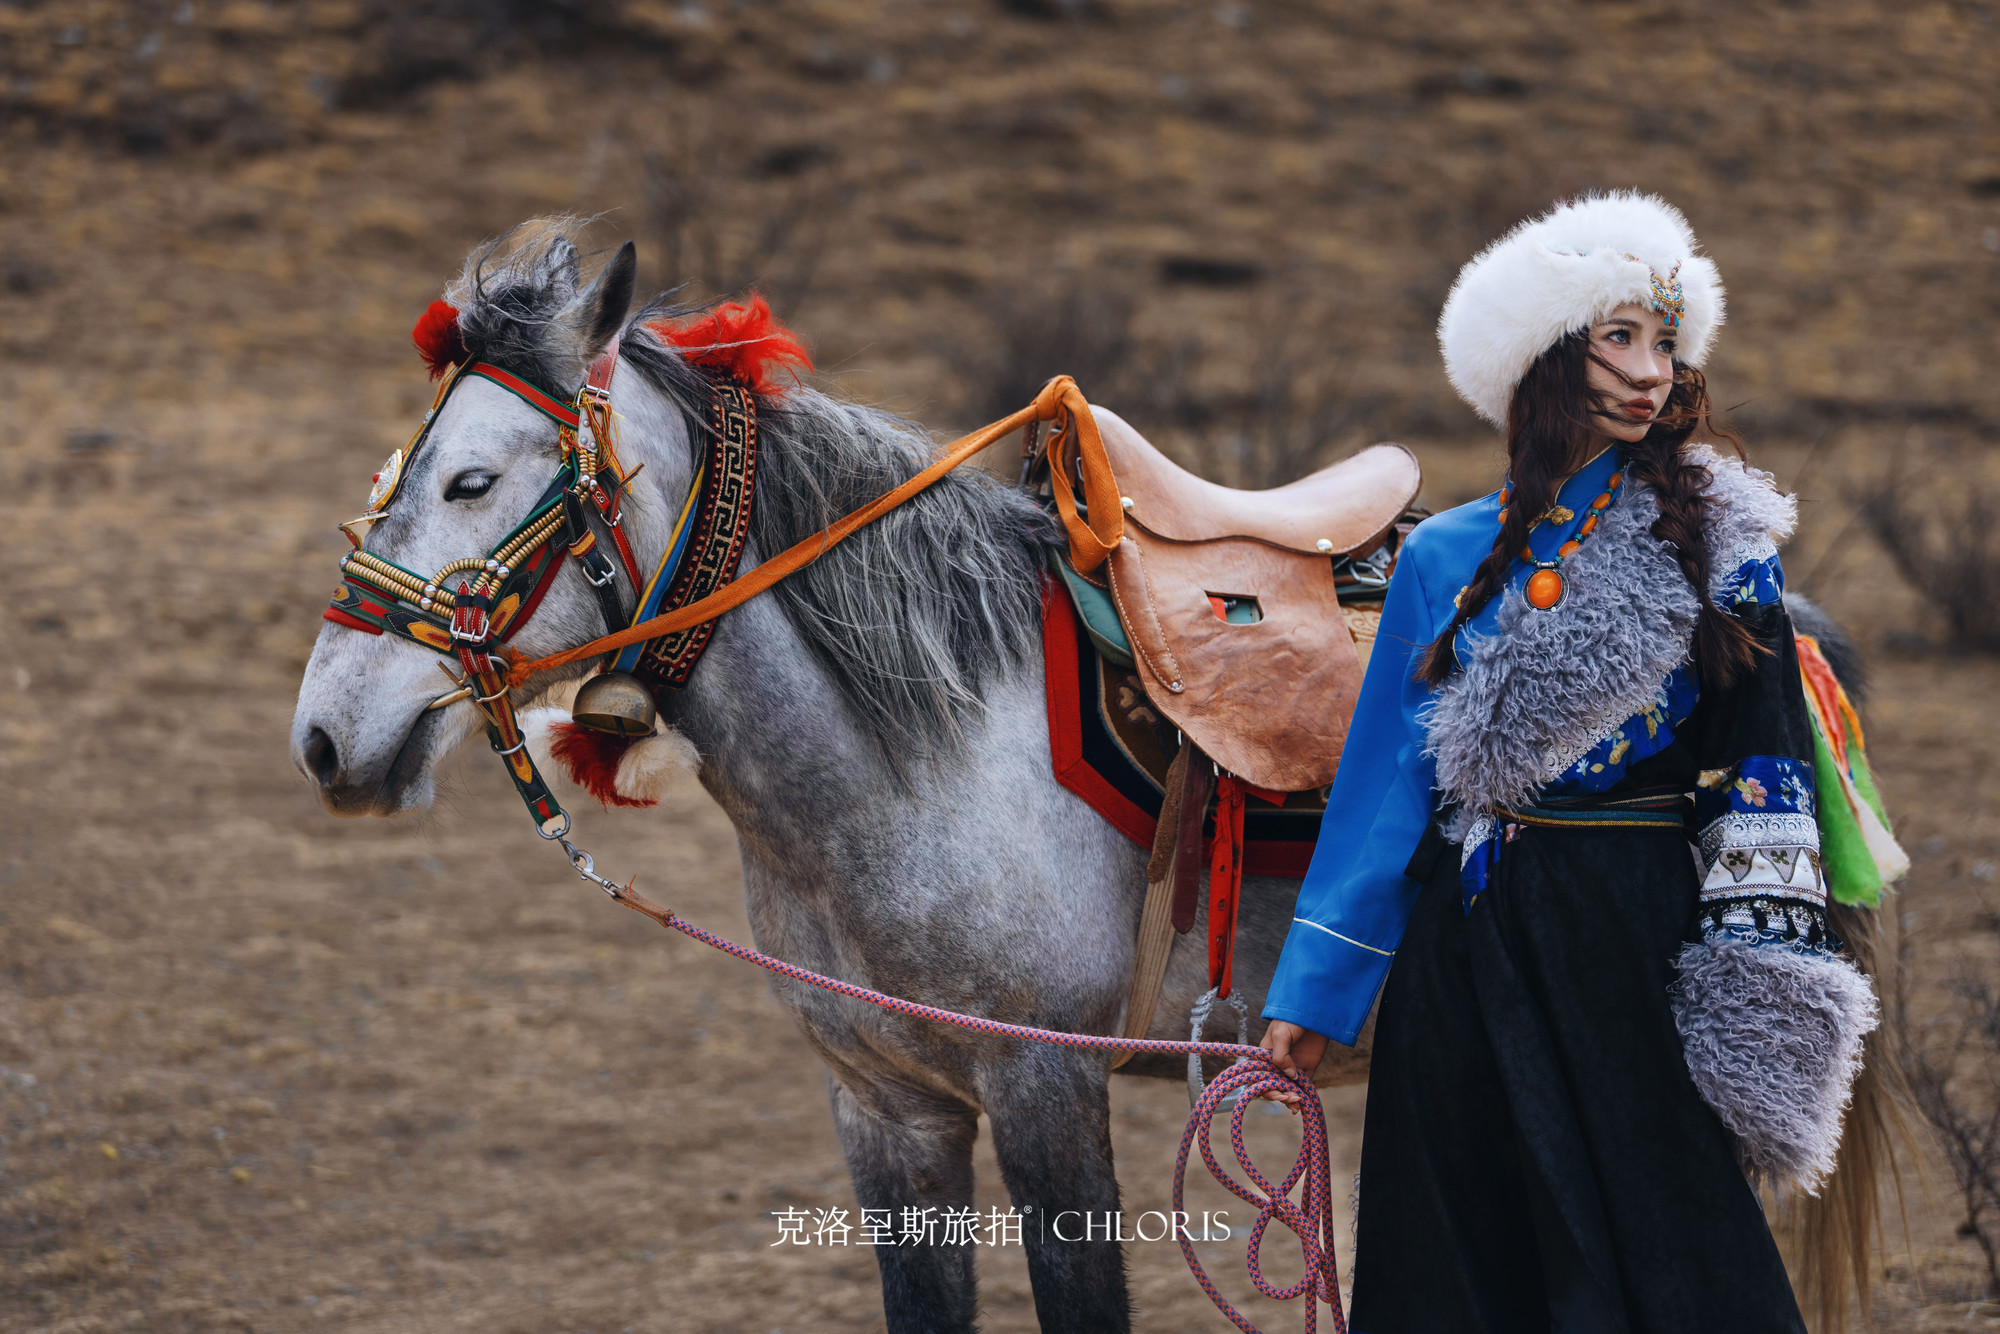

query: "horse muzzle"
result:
(291, 706), (444, 817)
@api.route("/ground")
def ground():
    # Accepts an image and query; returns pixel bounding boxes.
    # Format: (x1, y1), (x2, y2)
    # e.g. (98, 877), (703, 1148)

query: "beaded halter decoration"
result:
(1497, 470), (1624, 611)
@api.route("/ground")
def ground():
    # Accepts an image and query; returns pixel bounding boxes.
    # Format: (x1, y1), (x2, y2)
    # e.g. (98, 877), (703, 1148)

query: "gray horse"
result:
(290, 222), (1310, 1333)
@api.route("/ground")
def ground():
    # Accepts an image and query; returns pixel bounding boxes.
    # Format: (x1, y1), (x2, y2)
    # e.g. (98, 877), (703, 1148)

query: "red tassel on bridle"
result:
(412, 300), (468, 380)
(647, 294), (812, 396)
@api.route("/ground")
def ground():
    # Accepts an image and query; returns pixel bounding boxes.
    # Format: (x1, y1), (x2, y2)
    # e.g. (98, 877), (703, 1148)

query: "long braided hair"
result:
(1413, 330), (1764, 687)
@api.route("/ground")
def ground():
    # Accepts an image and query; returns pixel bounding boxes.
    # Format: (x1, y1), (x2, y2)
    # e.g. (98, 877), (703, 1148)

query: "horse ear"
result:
(572, 241), (637, 356)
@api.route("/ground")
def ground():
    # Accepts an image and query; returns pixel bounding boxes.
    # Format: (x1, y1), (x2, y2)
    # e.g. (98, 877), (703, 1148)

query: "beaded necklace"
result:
(1495, 468), (1624, 611)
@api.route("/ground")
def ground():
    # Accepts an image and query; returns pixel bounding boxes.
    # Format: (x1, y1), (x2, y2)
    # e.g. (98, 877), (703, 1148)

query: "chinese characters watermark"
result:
(772, 1206), (1231, 1246)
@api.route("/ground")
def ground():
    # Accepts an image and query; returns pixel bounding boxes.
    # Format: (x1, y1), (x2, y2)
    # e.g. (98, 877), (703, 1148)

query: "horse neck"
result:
(610, 370), (898, 854)
(613, 373), (1047, 881)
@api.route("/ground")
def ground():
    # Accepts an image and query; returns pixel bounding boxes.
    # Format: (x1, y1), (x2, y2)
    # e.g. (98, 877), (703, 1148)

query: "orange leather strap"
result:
(505, 375), (1123, 687)
(1041, 379), (1122, 574)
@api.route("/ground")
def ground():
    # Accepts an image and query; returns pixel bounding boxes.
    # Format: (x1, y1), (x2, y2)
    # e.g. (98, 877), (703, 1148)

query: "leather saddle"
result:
(1083, 406), (1422, 795)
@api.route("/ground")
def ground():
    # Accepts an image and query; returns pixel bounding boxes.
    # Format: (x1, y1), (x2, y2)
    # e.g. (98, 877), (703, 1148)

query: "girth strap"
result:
(1112, 739), (1215, 1068)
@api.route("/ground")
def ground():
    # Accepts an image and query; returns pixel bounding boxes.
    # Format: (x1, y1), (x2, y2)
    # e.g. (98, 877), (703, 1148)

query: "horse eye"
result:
(445, 471), (497, 502)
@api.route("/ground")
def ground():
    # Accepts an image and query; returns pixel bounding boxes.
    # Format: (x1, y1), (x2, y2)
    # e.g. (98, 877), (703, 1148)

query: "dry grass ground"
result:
(3, 2), (1999, 1330)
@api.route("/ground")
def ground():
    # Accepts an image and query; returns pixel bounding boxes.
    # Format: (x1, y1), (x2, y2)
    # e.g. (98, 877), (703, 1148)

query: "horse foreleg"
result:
(827, 1072), (982, 1334)
(983, 1048), (1132, 1334)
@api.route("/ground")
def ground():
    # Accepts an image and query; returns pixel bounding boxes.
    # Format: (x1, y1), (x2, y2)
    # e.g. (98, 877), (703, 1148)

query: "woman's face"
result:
(1584, 302), (1678, 442)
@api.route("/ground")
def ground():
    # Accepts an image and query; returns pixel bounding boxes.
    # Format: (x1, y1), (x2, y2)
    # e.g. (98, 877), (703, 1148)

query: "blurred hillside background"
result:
(2, 2), (1999, 1331)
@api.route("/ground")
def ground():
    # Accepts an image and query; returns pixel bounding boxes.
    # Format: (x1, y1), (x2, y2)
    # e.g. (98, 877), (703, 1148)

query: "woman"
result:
(1258, 193), (1878, 1332)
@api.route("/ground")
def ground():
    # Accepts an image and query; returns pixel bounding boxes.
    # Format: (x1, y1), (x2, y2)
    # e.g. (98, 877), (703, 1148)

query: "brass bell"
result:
(570, 671), (658, 736)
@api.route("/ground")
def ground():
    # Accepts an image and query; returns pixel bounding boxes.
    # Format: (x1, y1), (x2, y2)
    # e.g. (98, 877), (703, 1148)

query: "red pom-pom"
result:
(647, 293), (812, 396)
(412, 300), (468, 380)
(548, 722), (657, 808)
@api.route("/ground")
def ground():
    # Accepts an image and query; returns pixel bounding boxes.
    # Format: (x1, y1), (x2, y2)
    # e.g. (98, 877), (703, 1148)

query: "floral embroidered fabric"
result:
(1722, 552), (1785, 607)
(1693, 754), (1829, 948)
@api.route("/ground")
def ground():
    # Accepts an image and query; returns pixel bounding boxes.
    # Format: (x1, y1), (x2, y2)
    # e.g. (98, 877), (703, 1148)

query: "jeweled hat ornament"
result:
(1436, 190), (1725, 428)
(1640, 258), (1687, 329)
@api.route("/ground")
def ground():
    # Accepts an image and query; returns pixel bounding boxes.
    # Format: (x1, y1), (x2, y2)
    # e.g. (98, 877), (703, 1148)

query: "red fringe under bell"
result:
(548, 722), (657, 809)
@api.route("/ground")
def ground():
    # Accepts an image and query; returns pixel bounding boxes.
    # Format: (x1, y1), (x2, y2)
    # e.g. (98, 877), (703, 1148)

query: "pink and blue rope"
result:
(656, 908), (1345, 1334)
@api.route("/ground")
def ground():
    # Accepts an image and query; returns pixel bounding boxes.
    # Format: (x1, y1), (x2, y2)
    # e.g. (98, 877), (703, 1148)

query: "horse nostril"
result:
(303, 726), (341, 788)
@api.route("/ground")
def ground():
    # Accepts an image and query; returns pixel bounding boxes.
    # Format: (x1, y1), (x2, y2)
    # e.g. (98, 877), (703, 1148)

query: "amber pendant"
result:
(1525, 567), (1565, 610)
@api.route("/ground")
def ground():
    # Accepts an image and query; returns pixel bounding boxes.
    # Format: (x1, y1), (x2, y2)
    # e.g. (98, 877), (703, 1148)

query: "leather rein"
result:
(324, 338), (1125, 844)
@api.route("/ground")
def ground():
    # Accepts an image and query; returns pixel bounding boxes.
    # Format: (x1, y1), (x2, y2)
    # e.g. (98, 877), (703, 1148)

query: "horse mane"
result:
(621, 297), (1062, 760)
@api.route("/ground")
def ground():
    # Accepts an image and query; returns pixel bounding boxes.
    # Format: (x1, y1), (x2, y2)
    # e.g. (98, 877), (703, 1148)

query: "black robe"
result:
(1350, 602), (1812, 1334)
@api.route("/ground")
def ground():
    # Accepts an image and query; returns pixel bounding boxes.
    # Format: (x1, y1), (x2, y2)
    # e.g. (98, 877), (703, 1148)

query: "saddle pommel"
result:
(1092, 407), (1420, 558)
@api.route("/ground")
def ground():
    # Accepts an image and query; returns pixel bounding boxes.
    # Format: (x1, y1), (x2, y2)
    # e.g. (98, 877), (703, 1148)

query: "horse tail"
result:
(1784, 900), (1919, 1332)
(1778, 593), (1915, 1332)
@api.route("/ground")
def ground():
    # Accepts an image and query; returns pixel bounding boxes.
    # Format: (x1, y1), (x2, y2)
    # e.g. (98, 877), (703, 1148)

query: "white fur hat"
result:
(1438, 191), (1726, 428)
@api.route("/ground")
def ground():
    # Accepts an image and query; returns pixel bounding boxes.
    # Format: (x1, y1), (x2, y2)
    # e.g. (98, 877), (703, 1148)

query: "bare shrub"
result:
(641, 113), (848, 311)
(1846, 435), (2000, 651)
(946, 280), (1164, 427)
(948, 279), (1376, 490)
(1901, 961), (2000, 1295)
(1167, 295), (1382, 491)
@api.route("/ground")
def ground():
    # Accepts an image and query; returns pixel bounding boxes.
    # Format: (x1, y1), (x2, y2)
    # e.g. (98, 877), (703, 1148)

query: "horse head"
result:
(295, 214), (1051, 828)
(289, 222), (681, 817)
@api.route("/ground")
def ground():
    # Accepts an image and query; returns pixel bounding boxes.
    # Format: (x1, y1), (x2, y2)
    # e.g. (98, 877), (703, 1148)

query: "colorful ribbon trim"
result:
(610, 464), (705, 674)
(462, 363), (582, 428)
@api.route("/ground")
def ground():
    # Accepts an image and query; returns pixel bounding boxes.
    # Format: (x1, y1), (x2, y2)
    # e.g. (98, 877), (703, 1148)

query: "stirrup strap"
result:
(1112, 740), (1213, 1068)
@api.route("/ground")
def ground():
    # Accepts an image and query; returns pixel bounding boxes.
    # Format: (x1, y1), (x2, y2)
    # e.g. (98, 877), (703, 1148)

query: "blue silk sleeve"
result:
(1261, 535), (1442, 1046)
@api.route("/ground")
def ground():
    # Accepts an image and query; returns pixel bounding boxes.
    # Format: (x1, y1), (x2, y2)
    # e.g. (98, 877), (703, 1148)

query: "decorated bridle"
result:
(323, 321), (761, 841)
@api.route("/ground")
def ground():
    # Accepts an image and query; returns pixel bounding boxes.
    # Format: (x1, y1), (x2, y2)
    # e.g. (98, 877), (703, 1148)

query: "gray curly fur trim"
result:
(1423, 446), (1799, 818)
(1670, 935), (1879, 1194)
(1687, 445), (1798, 602)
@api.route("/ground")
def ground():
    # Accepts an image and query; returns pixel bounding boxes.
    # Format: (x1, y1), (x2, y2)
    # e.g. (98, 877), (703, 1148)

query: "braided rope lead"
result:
(580, 860), (1345, 1334)
(1179, 1057), (1341, 1334)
